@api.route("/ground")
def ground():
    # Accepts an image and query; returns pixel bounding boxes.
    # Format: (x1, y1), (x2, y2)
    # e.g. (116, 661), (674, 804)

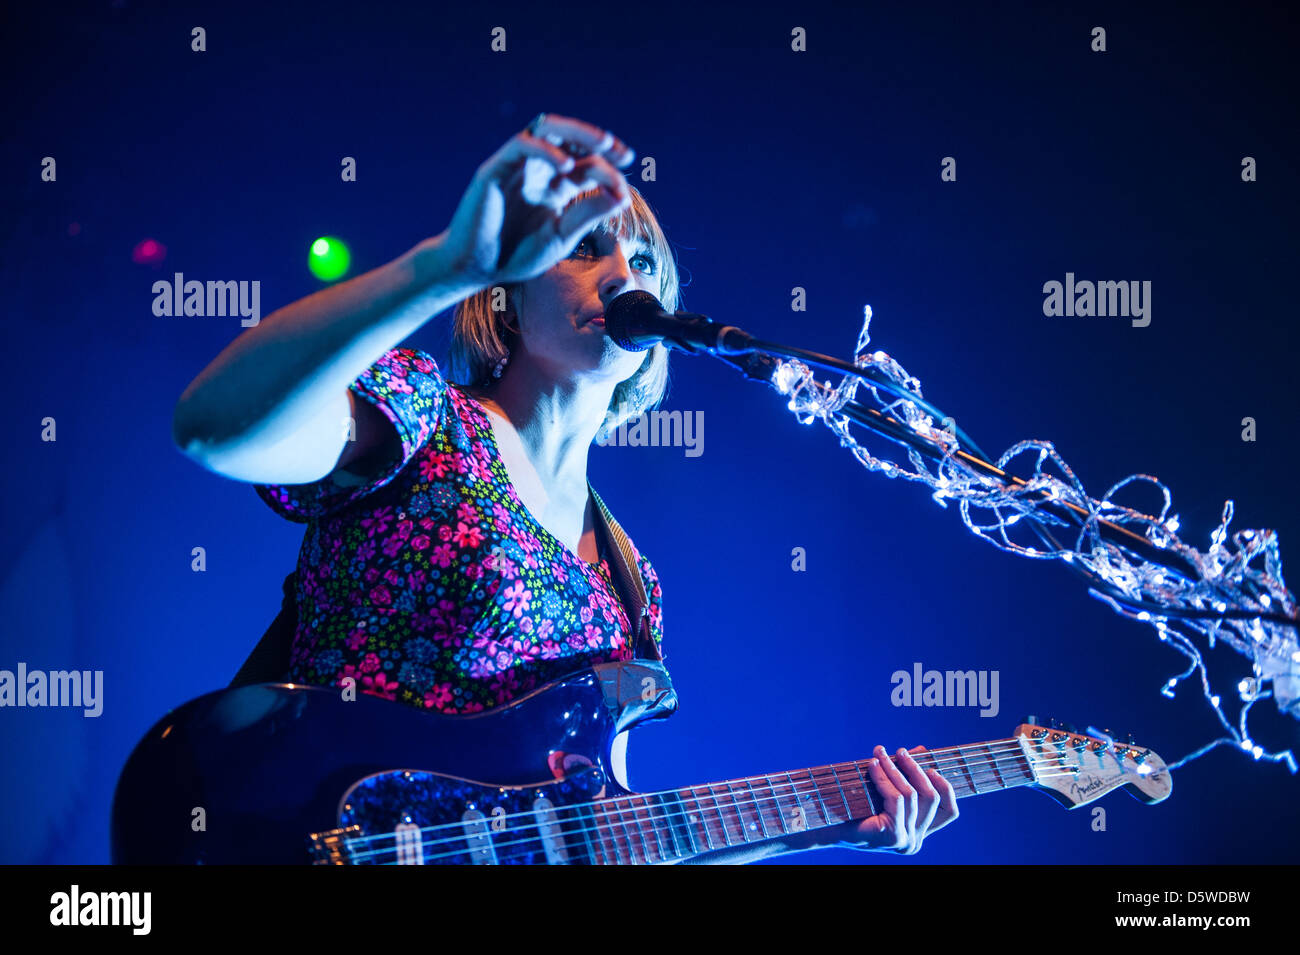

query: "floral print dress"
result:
(255, 347), (666, 715)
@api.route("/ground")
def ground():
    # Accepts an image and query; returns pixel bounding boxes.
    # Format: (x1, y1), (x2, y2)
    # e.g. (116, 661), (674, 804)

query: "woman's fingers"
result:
(928, 770), (959, 833)
(916, 744), (959, 834)
(511, 132), (577, 173)
(903, 745), (959, 840)
(853, 744), (959, 854)
(480, 133), (629, 212)
(862, 758), (897, 849)
(897, 747), (941, 841)
(864, 745), (908, 851)
(875, 745), (919, 842)
(555, 184), (631, 246)
(529, 113), (635, 168)
(441, 113), (637, 286)
(559, 154), (629, 200)
(476, 132), (575, 195)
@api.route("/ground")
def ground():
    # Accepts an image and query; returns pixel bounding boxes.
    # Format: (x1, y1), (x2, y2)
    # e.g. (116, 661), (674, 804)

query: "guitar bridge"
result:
(307, 825), (362, 864)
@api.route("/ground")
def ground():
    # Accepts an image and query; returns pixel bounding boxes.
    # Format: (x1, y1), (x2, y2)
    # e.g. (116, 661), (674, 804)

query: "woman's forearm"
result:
(171, 233), (484, 484)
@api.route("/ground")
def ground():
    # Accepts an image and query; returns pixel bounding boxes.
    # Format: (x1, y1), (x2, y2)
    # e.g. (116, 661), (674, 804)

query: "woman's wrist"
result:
(407, 233), (491, 310)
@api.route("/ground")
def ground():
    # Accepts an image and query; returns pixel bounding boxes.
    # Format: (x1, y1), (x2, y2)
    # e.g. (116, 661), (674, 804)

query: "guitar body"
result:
(111, 674), (623, 865)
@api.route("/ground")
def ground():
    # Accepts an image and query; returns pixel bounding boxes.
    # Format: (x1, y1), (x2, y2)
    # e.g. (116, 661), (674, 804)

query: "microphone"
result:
(604, 290), (754, 355)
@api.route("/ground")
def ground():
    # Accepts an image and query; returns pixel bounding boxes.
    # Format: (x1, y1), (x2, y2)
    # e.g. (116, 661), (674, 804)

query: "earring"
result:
(493, 308), (517, 379)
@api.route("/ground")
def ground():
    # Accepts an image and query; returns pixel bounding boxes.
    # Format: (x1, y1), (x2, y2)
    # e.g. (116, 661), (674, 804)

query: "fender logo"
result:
(1070, 774), (1108, 798)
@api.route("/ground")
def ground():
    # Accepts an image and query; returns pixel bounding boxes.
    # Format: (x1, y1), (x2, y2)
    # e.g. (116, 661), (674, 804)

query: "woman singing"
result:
(171, 112), (957, 863)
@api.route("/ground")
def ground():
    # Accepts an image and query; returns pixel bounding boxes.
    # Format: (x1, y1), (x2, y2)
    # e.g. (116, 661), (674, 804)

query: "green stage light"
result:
(308, 236), (351, 281)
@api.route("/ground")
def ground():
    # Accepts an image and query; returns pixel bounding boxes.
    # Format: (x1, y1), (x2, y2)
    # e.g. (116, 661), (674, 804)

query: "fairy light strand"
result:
(770, 305), (1298, 773)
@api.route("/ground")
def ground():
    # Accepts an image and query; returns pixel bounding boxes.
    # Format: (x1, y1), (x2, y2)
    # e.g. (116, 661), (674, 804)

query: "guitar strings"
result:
(340, 741), (1032, 851)
(338, 743), (1126, 863)
(356, 763), (1093, 865)
(341, 739), (1113, 850)
(350, 764), (1095, 865)
(339, 744), (1117, 863)
(341, 759), (1104, 865)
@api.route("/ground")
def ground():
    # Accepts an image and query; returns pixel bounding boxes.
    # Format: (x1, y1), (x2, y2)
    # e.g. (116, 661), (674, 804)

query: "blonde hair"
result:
(446, 184), (681, 443)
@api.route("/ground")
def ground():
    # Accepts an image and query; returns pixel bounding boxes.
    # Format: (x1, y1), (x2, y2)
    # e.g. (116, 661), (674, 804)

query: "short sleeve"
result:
(254, 346), (447, 522)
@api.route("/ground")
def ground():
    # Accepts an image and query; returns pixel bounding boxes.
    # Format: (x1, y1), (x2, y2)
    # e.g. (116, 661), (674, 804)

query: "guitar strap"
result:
(587, 482), (680, 734)
(230, 569), (298, 688)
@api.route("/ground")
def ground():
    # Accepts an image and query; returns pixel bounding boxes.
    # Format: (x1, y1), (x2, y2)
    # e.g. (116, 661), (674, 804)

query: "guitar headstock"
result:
(1014, 720), (1172, 808)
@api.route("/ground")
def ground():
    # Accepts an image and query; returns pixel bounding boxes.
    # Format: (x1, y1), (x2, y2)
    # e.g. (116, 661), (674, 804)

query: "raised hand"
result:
(437, 112), (637, 289)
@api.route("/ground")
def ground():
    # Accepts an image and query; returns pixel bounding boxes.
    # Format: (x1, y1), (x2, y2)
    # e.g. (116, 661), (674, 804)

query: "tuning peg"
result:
(1060, 721), (1078, 734)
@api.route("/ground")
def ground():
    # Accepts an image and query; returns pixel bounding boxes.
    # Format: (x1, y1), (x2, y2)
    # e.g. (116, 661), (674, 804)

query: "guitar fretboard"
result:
(580, 739), (1034, 864)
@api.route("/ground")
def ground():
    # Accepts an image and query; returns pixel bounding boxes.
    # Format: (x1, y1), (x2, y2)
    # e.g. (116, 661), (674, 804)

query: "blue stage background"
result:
(2, 0), (1297, 864)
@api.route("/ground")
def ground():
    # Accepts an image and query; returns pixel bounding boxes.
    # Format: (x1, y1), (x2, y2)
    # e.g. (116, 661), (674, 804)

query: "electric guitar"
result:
(110, 672), (1171, 864)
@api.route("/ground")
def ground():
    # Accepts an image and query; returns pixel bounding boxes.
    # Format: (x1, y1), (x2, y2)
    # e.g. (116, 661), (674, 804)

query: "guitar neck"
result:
(586, 738), (1032, 865)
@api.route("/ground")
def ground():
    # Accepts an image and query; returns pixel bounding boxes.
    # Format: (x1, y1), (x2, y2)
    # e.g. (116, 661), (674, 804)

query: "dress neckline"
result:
(452, 385), (607, 572)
